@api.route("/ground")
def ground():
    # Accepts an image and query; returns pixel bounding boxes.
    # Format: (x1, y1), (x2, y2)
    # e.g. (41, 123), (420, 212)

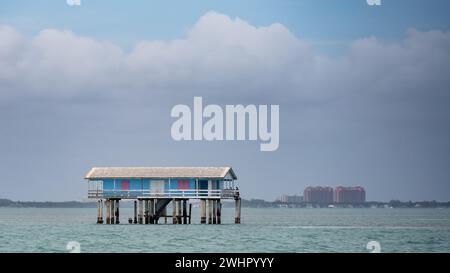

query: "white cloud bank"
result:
(0, 11), (450, 100)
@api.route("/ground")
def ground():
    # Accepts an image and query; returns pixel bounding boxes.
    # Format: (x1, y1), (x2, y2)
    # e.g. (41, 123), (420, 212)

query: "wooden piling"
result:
(217, 200), (221, 224)
(110, 199), (115, 224)
(138, 199), (144, 224)
(110, 199), (113, 224)
(105, 199), (111, 224)
(144, 200), (149, 224)
(208, 199), (213, 224)
(177, 200), (182, 224)
(212, 200), (217, 224)
(133, 200), (138, 224)
(200, 199), (206, 224)
(96, 200), (103, 224)
(182, 200), (187, 224)
(96, 200), (99, 223)
(100, 199), (104, 223)
(172, 199), (177, 224)
(149, 199), (155, 224)
(115, 199), (120, 224)
(188, 203), (192, 224)
(235, 197), (241, 224)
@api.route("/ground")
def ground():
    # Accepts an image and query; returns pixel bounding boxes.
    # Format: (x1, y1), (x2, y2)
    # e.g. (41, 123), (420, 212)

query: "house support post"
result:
(105, 199), (111, 224)
(235, 197), (241, 224)
(144, 200), (149, 224)
(188, 203), (192, 224)
(138, 199), (144, 224)
(115, 199), (120, 224)
(172, 199), (177, 224)
(110, 199), (115, 224)
(96, 199), (103, 224)
(177, 200), (182, 224)
(208, 199), (213, 224)
(182, 200), (187, 224)
(217, 200), (221, 224)
(133, 200), (138, 224)
(200, 199), (206, 224)
(212, 200), (217, 224)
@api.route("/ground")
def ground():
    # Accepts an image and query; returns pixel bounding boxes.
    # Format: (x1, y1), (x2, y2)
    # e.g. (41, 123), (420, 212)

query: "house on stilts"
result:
(84, 167), (241, 224)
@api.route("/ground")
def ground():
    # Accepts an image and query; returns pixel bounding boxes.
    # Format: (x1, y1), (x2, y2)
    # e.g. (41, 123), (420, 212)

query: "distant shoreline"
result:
(1, 198), (449, 209)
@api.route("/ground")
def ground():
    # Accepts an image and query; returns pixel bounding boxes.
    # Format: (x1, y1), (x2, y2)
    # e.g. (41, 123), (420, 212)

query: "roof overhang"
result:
(85, 167), (237, 180)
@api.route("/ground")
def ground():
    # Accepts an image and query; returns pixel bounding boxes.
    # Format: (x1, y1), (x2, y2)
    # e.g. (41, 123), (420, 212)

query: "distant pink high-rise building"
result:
(334, 186), (366, 204)
(303, 186), (334, 204)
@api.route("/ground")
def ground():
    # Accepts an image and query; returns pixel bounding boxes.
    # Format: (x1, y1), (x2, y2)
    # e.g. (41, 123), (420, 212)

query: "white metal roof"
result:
(85, 167), (237, 180)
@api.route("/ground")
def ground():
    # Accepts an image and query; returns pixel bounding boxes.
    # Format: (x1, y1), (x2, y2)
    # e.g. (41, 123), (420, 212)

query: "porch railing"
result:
(88, 189), (238, 199)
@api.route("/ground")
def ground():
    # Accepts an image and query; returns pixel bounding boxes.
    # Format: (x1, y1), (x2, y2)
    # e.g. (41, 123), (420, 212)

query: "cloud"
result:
(0, 11), (449, 103)
(0, 25), (124, 97)
(1, 11), (312, 98)
(123, 11), (312, 95)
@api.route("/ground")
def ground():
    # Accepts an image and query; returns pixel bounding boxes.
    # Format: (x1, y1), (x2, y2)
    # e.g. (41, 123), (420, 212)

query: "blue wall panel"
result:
(103, 179), (114, 190)
(130, 179), (141, 190)
(96, 177), (224, 198)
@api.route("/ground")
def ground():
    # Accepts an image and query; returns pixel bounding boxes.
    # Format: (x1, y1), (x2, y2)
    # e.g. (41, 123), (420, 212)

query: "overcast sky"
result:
(1, 0), (450, 201)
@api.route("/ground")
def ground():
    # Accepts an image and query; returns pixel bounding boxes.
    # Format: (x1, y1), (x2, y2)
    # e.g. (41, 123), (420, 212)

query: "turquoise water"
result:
(0, 207), (449, 253)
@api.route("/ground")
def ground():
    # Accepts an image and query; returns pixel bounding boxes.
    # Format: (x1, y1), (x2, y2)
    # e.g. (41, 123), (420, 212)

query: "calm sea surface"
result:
(0, 207), (449, 253)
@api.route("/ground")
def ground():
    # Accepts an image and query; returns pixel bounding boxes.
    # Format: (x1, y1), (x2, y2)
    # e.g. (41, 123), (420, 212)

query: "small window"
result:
(121, 180), (130, 190)
(178, 180), (190, 189)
